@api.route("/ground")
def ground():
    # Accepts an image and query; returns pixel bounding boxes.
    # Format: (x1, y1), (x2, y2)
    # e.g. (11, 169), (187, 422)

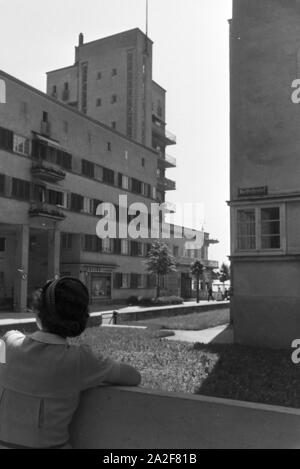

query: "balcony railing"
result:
(158, 152), (177, 168)
(165, 129), (177, 144)
(31, 163), (66, 183)
(161, 201), (176, 213)
(29, 203), (66, 221)
(158, 176), (176, 191)
(152, 123), (177, 146)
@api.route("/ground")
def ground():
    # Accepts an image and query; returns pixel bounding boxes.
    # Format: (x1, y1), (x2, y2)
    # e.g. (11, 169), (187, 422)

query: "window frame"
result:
(233, 203), (286, 255)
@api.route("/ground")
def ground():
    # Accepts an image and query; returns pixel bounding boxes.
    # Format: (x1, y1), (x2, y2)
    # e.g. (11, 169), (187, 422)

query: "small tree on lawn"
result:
(191, 260), (204, 304)
(219, 262), (230, 288)
(145, 241), (177, 300)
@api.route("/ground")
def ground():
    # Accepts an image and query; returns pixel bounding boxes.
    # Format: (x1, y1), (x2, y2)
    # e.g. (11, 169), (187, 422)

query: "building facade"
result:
(0, 29), (217, 312)
(230, 0), (300, 348)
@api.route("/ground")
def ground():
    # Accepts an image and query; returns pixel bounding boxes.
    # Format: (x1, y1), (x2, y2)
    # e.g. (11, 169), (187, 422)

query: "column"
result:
(13, 224), (29, 313)
(47, 229), (60, 280)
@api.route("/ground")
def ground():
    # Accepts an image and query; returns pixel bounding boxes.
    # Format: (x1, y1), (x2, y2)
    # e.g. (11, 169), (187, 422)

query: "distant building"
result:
(0, 29), (218, 312)
(230, 0), (300, 348)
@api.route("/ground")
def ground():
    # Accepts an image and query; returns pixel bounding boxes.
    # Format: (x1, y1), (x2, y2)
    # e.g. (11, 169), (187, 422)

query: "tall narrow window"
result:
(237, 209), (256, 250)
(261, 207), (280, 249)
(81, 62), (88, 114)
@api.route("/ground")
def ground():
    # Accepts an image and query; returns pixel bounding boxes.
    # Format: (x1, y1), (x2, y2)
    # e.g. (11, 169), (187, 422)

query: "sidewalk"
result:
(166, 324), (233, 344)
(0, 300), (229, 326)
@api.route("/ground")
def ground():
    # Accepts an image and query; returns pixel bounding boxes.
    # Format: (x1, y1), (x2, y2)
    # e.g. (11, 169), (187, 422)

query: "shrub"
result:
(155, 296), (184, 306)
(138, 296), (154, 307)
(126, 296), (139, 306)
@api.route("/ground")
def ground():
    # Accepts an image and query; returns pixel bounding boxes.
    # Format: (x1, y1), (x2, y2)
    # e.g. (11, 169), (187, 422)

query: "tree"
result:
(219, 262), (230, 287)
(191, 260), (204, 303)
(145, 241), (177, 299)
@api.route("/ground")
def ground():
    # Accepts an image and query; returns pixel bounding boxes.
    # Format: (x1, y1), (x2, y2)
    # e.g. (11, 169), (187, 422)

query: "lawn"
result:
(121, 308), (230, 331)
(71, 325), (300, 408)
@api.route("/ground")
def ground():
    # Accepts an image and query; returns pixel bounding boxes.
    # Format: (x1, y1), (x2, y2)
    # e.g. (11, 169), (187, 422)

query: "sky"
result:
(0, 0), (232, 266)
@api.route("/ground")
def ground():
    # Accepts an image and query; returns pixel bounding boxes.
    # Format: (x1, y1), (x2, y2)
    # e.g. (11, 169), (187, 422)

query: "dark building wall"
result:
(230, 0), (300, 348)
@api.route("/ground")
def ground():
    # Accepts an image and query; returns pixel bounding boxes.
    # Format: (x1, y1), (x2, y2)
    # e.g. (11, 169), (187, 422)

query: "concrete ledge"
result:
(70, 386), (300, 449)
(0, 315), (102, 335)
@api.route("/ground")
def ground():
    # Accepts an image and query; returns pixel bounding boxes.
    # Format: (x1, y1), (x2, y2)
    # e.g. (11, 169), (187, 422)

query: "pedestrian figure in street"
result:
(207, 285), (214, 302)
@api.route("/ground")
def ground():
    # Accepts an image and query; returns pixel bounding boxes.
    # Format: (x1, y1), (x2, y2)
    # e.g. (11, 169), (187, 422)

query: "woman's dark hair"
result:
(31, 277), (90, 338)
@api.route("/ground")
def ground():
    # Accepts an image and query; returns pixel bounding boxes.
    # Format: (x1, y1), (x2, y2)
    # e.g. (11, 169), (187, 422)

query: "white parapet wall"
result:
(70, 386), (300, 449)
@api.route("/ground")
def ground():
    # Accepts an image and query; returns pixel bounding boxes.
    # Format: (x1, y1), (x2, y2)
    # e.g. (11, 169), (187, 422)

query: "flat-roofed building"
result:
(0, 29), (218, 311)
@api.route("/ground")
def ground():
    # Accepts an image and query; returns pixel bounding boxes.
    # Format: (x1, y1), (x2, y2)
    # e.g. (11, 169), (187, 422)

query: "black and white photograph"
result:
(0, 0), (299, 452)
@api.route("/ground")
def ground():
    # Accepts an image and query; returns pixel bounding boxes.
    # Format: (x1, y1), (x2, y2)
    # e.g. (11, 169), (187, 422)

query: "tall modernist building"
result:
(230, 0), (300, 348)
(0, 28), (217, 312)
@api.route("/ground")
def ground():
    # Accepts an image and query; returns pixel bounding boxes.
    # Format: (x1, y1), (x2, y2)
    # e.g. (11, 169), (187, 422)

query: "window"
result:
(33, 184), (45, 203)
(173, 246), (179, 257)
(111, 94), (117, 104)
(122, 273), (130, 288)
(13, 134), (30, 156)
(42, 111), (48, 122)
(97, 72), (102, 80)
(107, 142), (111, 152)
(0, 174), (5, 195)
(111, 121), (116, 130)
(96, 98), (101, 107)
(121, 239), (129, 255)
(103, 167), (114, 185)
(137, 243), (144, 257)
(131, 178), (142, 195)
(237, 209), (256, 250)
(102, 238), (111, 253)
(20, 102), (28, 115)
(84, 235), (102, 252)
(141, 158), (145, 167)
(112, 68), (117, 77)
(46, 189), (64, 206)
(52, 85), (57, 97)
(64, 82), (69, 91)
(142, 183), (151, 198)
(130, 274), (139, 289)
(11, 178), (30, 200)
(113, 239), (122, 254)
(261, 207), (280, 249)
(137, 275), (145, 289)
(63, 121), (69, 133)
(130, 241), (140, 257)
(236, 206), (282, 252)
(61, 233), (73, 250)
(82, 159), (95, 178)
(0, 127), (13, 151)
(0, 238), (5, 252)
(118, 173), (129, 190)
(83, 197), (93, 214)
(70, 193), (84, 212)
(93, 199), (102, 216)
